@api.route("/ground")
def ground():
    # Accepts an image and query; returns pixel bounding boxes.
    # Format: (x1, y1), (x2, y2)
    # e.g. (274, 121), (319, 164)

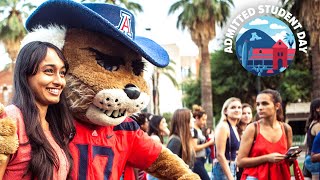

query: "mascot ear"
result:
(0, 103), (19, 165)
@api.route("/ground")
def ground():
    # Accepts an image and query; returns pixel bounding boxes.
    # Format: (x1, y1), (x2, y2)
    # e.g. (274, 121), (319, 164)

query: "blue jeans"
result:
(305, 155), (320, 175)
(193, 157), (210, 180)
(212, 161), (236, 180)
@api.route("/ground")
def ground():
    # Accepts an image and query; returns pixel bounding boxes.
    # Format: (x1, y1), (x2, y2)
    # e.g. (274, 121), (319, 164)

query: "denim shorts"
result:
(212, 161), (236, 180)
(305, 155), (320, 175)
(246, 176), (258, 180)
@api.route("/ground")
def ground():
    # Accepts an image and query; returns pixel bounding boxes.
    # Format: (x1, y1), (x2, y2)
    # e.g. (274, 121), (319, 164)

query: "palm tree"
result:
(81, 0), (142, 14)
(169, 0), (233, 128)
(153, 60), (179, 114)
(282, 0), (320, 98)
(284, 33), (294, 49)
(0, 0), (35, 70)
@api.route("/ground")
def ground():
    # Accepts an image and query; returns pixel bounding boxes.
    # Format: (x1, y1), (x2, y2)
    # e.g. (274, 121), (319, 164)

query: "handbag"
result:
(293, 160), (305, 180)
(302, 161), (312, 178)
(303, 154), (312, 177)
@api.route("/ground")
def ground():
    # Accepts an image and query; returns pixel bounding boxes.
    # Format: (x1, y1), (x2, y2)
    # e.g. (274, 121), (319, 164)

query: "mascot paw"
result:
(0, 154), (8, 165)
(177, 173), (202, 180)
(0, 117), (16, 136)
(0, 116), (19, 155)
(146, 148), (200, 180)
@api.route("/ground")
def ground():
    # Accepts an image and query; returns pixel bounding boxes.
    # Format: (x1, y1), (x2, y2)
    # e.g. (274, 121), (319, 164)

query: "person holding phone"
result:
(285, 146), (302, 159)
(236, 89), (294, 180)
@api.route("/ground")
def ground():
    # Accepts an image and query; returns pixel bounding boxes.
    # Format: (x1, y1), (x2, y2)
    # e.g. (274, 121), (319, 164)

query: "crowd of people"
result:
(127, 89), (320, 180)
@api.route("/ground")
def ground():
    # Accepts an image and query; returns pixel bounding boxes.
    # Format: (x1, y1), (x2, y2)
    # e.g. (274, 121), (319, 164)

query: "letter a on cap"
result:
(117, 10), (133, 39)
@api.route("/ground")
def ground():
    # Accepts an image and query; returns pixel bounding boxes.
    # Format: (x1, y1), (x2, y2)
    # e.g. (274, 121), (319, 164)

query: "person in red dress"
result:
(236, 89), (294, 180)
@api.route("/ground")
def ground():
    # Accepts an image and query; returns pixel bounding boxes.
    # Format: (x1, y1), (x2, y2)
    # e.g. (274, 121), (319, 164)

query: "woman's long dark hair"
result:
(148, 115), (164, 143)
(170, 109), (194, 166)
(12, 41), (75, 180)
(305, 98), (320, 132)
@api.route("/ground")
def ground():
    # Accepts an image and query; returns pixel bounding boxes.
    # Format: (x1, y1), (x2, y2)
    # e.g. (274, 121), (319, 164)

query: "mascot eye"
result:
(106, 65), (119, 71)
(131, 60), (145, 76)
(84, 47), (124, 71)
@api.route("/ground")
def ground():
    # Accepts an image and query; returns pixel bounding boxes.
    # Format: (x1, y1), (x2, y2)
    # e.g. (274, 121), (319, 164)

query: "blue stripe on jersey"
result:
(113, 121), (140, 131)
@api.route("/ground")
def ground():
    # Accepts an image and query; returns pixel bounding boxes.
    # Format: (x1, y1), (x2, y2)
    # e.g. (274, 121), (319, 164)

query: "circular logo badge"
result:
(236, 16), (296, 76)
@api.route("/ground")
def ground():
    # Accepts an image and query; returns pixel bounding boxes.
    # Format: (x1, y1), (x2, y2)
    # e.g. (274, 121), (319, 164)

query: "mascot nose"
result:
(124, 84), (141, 99)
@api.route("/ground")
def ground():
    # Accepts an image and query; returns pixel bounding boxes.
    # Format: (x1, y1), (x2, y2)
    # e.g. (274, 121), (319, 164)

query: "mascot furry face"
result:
(22, 1), (168, 127)
(0, 0), (200, 179)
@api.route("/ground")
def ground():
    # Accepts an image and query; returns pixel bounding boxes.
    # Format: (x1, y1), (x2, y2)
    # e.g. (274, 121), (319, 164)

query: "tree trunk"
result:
(312, 39), (320, 98)
(155, 71), (160, 115)
(152, 70), (160, 115)
(3, 39), (20, 72)
(200, 43), (214, 128)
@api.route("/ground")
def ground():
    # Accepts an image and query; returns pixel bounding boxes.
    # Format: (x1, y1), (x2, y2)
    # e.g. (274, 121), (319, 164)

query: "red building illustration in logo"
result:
(249, 39), (295, 73)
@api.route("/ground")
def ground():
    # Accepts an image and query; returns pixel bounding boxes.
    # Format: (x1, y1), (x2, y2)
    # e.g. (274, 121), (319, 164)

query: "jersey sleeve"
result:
(127, 129), (162, 170)
(312, 133), (320, 154)
(167, 136), (182, 157)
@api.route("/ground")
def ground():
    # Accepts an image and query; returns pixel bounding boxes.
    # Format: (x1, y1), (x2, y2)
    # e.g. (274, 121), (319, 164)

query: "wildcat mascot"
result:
(0, 0), (200, 179)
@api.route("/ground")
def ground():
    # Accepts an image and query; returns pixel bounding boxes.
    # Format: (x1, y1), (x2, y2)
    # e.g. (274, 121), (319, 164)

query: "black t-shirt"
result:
(167, 135), (182, 157)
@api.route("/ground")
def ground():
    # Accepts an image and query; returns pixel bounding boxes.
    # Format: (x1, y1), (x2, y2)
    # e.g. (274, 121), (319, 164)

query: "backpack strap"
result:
(283, 122), (288, 138)
(253, 121), (287, 141)
(253, 122), (257, 142)
(249, 122), (258, 154)
(282, 122), (289, 148)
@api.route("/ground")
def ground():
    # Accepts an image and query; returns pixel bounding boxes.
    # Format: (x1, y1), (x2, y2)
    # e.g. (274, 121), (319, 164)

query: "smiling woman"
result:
(28, 47), (67, 107)
(213, 98), (242, 180)
(0, 41), (75, 180)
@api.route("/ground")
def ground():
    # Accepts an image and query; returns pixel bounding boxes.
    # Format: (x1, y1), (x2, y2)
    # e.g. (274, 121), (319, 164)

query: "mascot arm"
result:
(0, 104), (19, 165)
(145, 148), (201, 180)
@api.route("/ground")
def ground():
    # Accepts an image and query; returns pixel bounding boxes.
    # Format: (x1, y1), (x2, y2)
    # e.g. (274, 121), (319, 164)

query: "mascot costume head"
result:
(0, 0), (200, 179)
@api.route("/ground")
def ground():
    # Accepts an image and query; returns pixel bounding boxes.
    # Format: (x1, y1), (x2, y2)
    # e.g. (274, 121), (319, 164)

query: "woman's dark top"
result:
(307, 121), (318, 154)
(225, 120), (240, 161)
(167, 135), (182, 158)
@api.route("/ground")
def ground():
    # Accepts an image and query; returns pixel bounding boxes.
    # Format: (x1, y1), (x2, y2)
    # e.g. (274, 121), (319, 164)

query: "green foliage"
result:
(210, 50), (258, 124)
(0, 0), (36, 40)
(277, 51), (312, 103)
(169, 0), (233, 31)
(182, 79), (201, 109)
(162, 112), (173, 131)
(182, 49), (312, 125)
